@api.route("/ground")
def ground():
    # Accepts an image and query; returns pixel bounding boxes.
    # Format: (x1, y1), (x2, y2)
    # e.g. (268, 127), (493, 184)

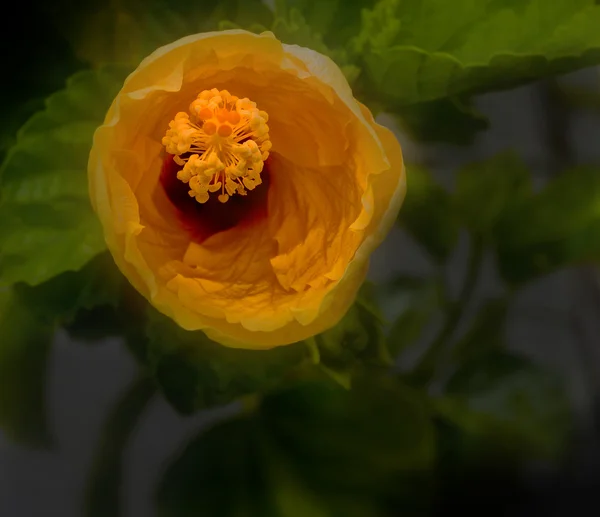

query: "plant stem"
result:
(240, 393), (262, 415)
(410, 236), (484, 387)
(540, 79), (571, 175)
(84, 372), (157, 517)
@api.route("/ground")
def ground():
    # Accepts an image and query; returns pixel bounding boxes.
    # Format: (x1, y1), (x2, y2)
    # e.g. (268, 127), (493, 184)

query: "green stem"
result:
(84, 373), (157, 517)
(240, 393), (262, 415)
(410, 236), (484, 386)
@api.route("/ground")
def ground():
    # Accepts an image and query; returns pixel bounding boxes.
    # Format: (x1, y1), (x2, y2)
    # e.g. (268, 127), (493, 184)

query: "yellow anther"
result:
(163, 88), (271, 204)
(177, 168), (192, 182)
(195, 192), (209, 204)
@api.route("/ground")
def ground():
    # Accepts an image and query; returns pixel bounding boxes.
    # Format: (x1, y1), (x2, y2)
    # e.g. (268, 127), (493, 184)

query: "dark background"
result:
(2, 1), (600, 516)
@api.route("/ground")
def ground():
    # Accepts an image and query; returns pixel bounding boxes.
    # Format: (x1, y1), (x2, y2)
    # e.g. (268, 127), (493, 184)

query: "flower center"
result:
(162, 88), (271, 204)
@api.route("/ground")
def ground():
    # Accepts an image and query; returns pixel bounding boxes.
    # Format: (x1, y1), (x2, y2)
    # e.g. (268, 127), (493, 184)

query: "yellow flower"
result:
(88, 30), (406, 349)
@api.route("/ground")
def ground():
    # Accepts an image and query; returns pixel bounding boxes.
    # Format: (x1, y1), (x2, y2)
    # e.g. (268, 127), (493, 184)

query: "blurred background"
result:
(2, 0), (600, 516)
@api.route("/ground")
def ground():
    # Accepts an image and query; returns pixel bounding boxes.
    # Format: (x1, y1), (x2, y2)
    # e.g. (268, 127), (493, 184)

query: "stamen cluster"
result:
(162, 89), (271, 203)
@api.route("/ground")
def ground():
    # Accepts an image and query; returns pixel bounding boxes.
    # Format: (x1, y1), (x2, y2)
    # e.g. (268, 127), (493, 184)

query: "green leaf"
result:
(262, 376), (435, 487)
(454, 152), (533, 238)
(494, 167), (600, 285)
(157, 416), (273, 517)
(0, 12), (83, 165)
(315, 283), (390, 383)
(0, 252), (127, 445)
(271, 8), (360, 84)
(385, 273), (433, 294)
(275, 0), (375, 51)
(157, 375), (434, 517)
(0, 287), (55, 447)
(359, 0), (600, 106)
(45, 252), (125, 343)
(393, 97), (489, 145)
(0, 66), (129, 288)
(139, 279), (394, 413)
(208, 0), (274, 29)
(85, 374), (156, 517)
(218, 19), (270, 34)
(0, 98), (45, 165)
(431, 406), (528, 509)
(451, 298), (509, 363)
(65, 0), (274, 68)
(142, 307), (310, 415)
(15, 252), (123, 326)
(398, 166), (460, 262)
(442, 350), (571, 460)
(387, 278), (442, 356)
(271, 9), (333, 55)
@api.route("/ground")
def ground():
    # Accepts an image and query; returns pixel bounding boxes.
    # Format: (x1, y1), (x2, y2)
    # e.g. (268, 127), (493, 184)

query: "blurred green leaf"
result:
(315, 283), (390, 384)
(385, 274), (433, 294)
(262, 376), (435, 499)
(393, 97), (489, 145)
(0, 253), (126, 446)
(218, 19), (270, 34)
(398, 166), (460, 262)
(387, 279), (441, 356)
(441, 350), (571, 460)
(271, 8), (329, 52)
(0, 66), (129, 288)
(271, 8), (360, 84)
(85, 374), (156, 517)
(275, 0), (375, 51)
(206, 0), (274, 29)
(15, 252), (123, 326)
(350, 0), (401, 57)
(142, 307), (309, 414)
(2, 8), (83, 164)
(0, 98), (45, 165)
(451, 298), (509, 363)
(64, 0), (274, 68)
(494, 167), (600, 285)
(157, 416), (274, 517)
(432, 406), (530, 512)
(157, 375), (434, 517)
(0, 287), (54, 447)
(140, 281), (393, 413)
(359, 0), (600, 106)
(455, 152), (533, 238)
(46, 252), (125, 343)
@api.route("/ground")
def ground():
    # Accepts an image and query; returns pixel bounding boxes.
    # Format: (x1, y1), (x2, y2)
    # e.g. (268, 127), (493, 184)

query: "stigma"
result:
(162, 89), (271, 204)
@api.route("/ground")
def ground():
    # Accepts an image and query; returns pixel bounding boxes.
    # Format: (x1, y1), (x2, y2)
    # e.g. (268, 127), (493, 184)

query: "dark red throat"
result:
(159, 153), (270, 243)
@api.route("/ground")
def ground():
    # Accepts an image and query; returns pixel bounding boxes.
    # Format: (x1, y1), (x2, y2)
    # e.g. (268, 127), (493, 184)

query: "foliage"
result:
(0, 66), (129, 287)
(2, 0), (600, 515)
(0, 253), (123, 447)
(0, 287), (55, 447)
(157, 375), (435, 517)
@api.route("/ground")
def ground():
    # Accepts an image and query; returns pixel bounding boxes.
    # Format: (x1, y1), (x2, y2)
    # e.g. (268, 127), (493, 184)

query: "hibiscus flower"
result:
(88, 30), (405, 349)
